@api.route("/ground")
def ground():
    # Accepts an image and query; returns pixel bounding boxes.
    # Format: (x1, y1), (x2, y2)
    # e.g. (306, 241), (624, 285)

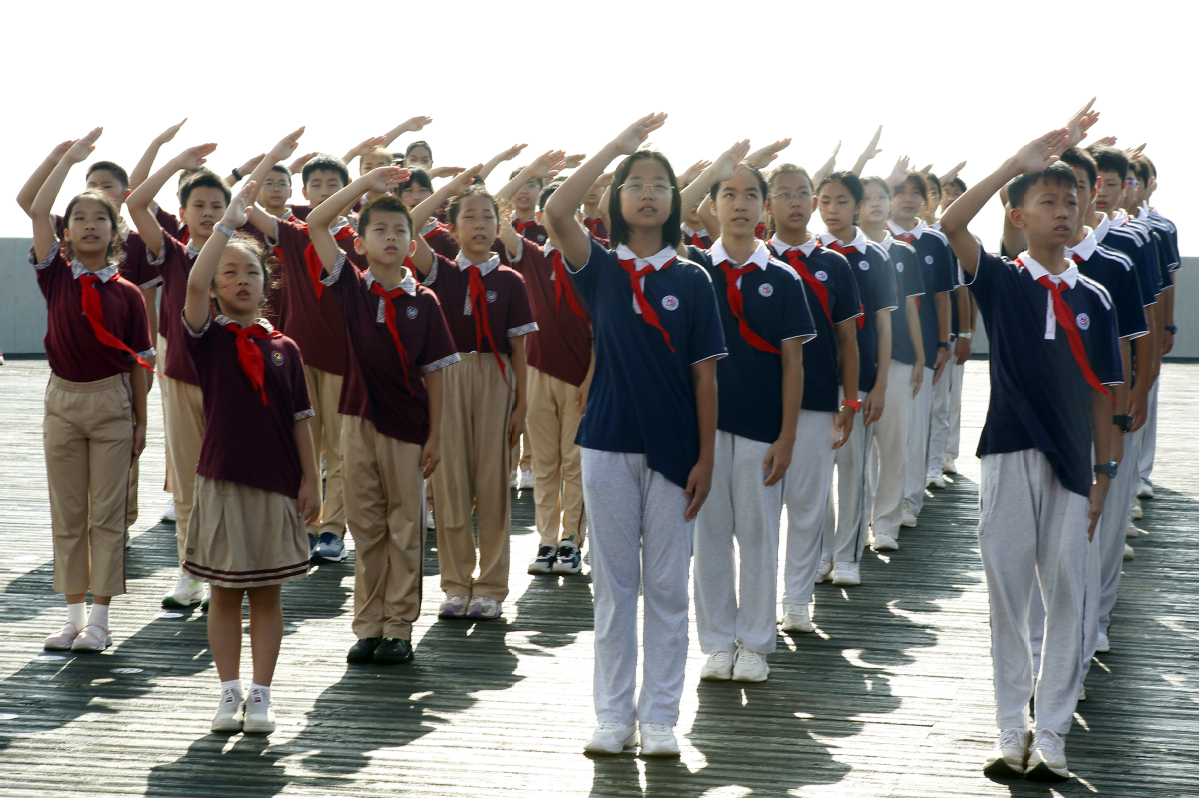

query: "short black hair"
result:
(948, 177), (967, 193)
(1130, 158), (1152, 187)
(396, 166), (434, 196)
(447, 183), (500, 228)
(1137, 155), (1157, 180)
(901, 171), (929, 202)
(925, 173), (942, 197)
(301, 154), (350, 189)
(709, 164), (768, 203)
(816, 170), (865, 204)
(358, 194), (413, 237)
(861, 176), (891, 198)
(1087, 145), (1129, 182)
(86, 161), (129, 190)
(1059, 147), (1098, 191)
(607, 150), (682, 250)
(538, 182), (559, 212)
(405, 140), (433, 161)
(269, 163), (291, 180)
(1005, 162), (1078, 209)
(180, 168), (232, 208)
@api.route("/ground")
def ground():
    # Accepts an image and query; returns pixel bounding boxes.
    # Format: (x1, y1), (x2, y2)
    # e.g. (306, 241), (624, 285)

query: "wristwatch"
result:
(1113, 414), (1133, 433)
(958, 332), (973, 340)
(937, 341), (950, 349)
(1093, 461), (1118, 479)
(1165, 325), (1178, 334)
(841, 398), (862, 413)
(230, 167), (242, 181)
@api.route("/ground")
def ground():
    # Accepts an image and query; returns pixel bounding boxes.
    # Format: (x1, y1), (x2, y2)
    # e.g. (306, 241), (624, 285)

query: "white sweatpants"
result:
(694, 432), (782, 655)
(583, 448), (692, 727)
(781, 410), (837, 607)
(1137, 379), (1159, 484)
(869, 360), (915, 542)
(978, 449), (1089, 735)
(822, 391), (873, 566)
(1098, 431), (1140, 636)
(927, 361), (954, 477)
(904, 367), (935, 515)
(946, 359), (964, 462)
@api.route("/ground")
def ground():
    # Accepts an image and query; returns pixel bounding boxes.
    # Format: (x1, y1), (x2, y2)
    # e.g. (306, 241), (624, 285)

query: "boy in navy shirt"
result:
(941, 129), (1121, 782)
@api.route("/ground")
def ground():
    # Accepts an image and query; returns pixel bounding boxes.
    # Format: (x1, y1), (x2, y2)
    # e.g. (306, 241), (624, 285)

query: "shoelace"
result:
(1033, 729), (1064, 753)
(596, 722), (627, 732)
(537, 545), (556, 559)
(642, 723), (671, 735)
(998, 729), (1026, 749)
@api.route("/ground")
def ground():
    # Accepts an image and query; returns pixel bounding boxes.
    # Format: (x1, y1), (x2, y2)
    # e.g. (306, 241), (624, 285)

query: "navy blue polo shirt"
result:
(964, 248), (1122, 497)
(881, 236), (925, 366)
(1122, 215), (1170, 291)
(1094, 215), (1159, 305)
(688, 239), (816, 444)
(887, 220), (955, 366)
(1068, 232), (1148, 340)
(1143, 209), (1180, 271)
(819, 230), (898, 394)
(768, 235), (862, 413)
(566, 237), (727, 488)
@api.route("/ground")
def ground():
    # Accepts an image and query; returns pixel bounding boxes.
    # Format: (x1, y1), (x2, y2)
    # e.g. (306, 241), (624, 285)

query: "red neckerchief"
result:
(368, 280), (416, 395)
(464, 262), (508, 382)
(755, 222), (767, 240)
(77, 273), (153, 371)
(826, 240), (867, 331)
(548, 248), (586, 320)
(895, 230), (917, 244)
(583, 216), (605, 239)
(690, 232), (707, 248)
(717, 259), (779, 353)
(222, 320), (283, 404)
(513, 218), (538, 237)
(618, 256), (676, 352)
(780, 246), (832, 325)
(302, 223), (356, 301)
(1021, 258), (1111, 399)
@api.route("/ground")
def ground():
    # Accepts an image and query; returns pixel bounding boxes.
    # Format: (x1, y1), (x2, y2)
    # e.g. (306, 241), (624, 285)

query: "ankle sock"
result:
(249, 683), (271, 706)
(220, 679), (244, 697)
(67, 603), (86, 629)
(86, 603), (109, 629)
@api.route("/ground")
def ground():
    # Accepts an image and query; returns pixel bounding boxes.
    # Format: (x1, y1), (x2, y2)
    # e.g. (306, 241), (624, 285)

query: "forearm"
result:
(874, 311), (892, 383)
(509, 337), (528, 410)
(411, 182), (459, 230)
(693, 362), (718, 464)
(941, 155), (1022, 269)
(425, 370), (443, 443)
(129, 139), (168, 190)
(31, 157), (76, 259)
(142, 287), (159, 362)
(295, 417), (320, 487)
(127, 159), (179, 217)
(778, 342), (803, 446)
(955, 286), (971, 332)
(18, 153), (60, 216)
(132, 367), (148, 427)
(546, 142), (620, 230)
(935, 292), (950, 344)
(1132, 333), (1154, 398)
(1091, 388), (1113, 467)
(835, 322), (860, 397)
(183, 229), (230, 330)
(905, 298), (924, 367)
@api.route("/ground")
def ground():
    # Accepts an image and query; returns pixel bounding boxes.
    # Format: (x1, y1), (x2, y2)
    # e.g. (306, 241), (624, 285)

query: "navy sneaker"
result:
(528, 545), (557, 574)
(552, 541), (582, 574)
(313, 532), (347, 562)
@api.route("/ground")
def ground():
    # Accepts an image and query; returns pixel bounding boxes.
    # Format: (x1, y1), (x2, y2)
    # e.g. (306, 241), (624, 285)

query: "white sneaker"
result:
(161, 500), (176, 523)
(43, 622), (82, 650)
(211, 686), (245, 732)
(162, 571), (205, 609)
(926, 471), (946, 489)
(699, 651), (733, 681)
(831, 561), (861, 586)
(583, 721), (637, 754)
(509, 470), (519, 489)
(814, 558), (833, 583)
(466, 595), (502, 620)
(943, 456), (957, 474)
(732, 642), (769, 683)
(901, 506), (918, 527)
(1124, 544), (1135, 561)
(426, 509), (435, 530)
(1137, 481), (1154, 499)
(71, 624), (112, 652)
(519, 469), (534, 490)
(1078, 682), (1087, 701)
(638, 722), (680, 756)
(1126, 521), (1138, 538)
(438, 595), (469, 619)
(1095, 631), (1110, 653)
(983, 728), (1029, 777)
(1026, 729), (1069, 780)
(242, 687), (275, 734)
(871, 533), (898, 552)
(1132, 497), (1143, 519)
(779, 603), (813, 633)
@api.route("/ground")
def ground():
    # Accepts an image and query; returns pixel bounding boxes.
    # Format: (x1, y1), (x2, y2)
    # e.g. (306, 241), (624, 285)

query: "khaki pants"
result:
(526, 367), (586, 547)
(342, 415), (424, 640)
(432, 355), (515, 600)
(304, 365), (346, 538)
(157, 333), (171, 495)
(162, 374), (206, 564)
(44, 373), (134, 597)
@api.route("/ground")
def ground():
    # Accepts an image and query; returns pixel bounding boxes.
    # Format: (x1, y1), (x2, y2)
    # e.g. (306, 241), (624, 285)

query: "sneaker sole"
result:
(527, 563), (554, 574)
(466, 612), (502, 620)
(242, 720), (275, 734)
(583, 736), (637, 755)
(983, 757), (1024, 778)
(780, 622), (814, 633)
(699, 670), (732, 681)
(312, 552), (349, 562)
(639, 743), (681, 757)
(1026, 761), (1069, 781)
(732, 671), (768, 683)
(831, 577), (861, 586)
(551, 564), (582, 574)
(161, 596), (202, 609)
(438, 610), (467, 619)
(211, 716), (244, 733)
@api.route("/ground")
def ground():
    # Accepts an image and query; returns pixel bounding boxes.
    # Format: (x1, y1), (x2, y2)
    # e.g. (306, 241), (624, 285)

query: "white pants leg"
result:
(781, 411), (837, 607)
(583, 448), (692, 727)
(694, 432), (782, 655)
(904, 367), (935, 515)
(1098, 431), (1139, 635)
(978, 450), (1090, 735)
(927, 362), (953, 478)
(872, 360), (915, 542)
(823, 391), (873, 565)
(947, 359), (964, 462)
(1137, 379), (1159, 484)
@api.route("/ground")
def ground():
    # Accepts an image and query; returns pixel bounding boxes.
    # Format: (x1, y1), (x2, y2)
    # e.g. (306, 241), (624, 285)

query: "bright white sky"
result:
(2, 0), (1192, 254)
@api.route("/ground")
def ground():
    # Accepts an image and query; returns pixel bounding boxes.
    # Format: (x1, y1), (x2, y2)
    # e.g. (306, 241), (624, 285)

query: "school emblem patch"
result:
(662, 295), (680, 311)
(1076, 312), (1091, 330)
(406, 306), (418, 320)
(758, 283), (773, 297)
(858, 260), (870, 271)
(924, 255), (934, 265)
(895, 261), (905, 273)
(486, 290), (498, 304)
(271, 351), (284, 366)
(815, 270), (828, 282)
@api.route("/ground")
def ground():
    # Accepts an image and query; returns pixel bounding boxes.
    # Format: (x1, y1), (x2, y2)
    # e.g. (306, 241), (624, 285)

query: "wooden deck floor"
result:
(0, 359), (1197, 797)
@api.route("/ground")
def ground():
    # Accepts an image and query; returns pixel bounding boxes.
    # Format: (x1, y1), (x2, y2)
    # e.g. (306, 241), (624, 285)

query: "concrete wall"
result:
(1, 237), (1196, 358)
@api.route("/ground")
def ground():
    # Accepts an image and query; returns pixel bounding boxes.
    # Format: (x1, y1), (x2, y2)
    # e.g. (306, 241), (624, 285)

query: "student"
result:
(307, 167), (459, 665)
(940, 129), (1120, 781)
(544, 114), (725, 757)
(509, 166), (550, 246)
(937, 174), (977, 477)
(495, 154), (595, 576)
(764, 164), (861, 627)
(581, 172), (612, 241)
(922, 173), (942, 226)
(408, 168), (537, 623)
(857, 176), (926, 561)
(28, 129), (153, 653)
(885, 170), (954, 527)
(682, 152), (815, 682)
(398, 168), (459, 260)
(815, 172), (898, 577)
(941, 177), (966, 210)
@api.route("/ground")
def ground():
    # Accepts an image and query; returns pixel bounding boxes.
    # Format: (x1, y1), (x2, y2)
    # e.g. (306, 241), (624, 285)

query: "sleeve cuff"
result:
(181, 310), (210, 338)
(420, 352), (461, 373)
(30, 241), (59, 270)
(294, 408), (315, 421)
(507, 322), (539, 338)
(957, 242), (983, 287)
(320, 250), (347, 287)
(781, 333), (817, 344)
(690, 352), (728, 366)
(422, 257), (439, 286)
(264, 217), (281, 248)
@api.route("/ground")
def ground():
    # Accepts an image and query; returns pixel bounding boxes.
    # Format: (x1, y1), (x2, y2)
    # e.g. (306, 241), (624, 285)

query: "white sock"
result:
(86, 603), (109, 629)
(220, 679), (244, 697)
(249, 683), (271, 706)
(67, 603), (86, 629)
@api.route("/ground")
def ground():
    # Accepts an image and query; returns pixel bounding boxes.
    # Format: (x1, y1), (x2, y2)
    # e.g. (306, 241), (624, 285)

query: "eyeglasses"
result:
(619, 182), (672, 198)
(770, 191), (809, 203)
(262, 180), (291, 189)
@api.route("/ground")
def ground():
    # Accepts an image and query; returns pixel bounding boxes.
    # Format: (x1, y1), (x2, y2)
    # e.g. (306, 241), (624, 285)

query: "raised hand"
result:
(347, 135), (386, 159)
(154, 119), (187, 146)
(173, 142), (217, 172)
(65, 128), (103, 163)
(497, 143), (528, 163)
(401, 115), (432, 133)
(531, 150), (568, 181)
(428, 166), (465, 179)
(269, 127), (306, 163)
(1065, 97), (1100, 147)
(862, 125), (883, 160)
(562, 153), (586, 169)
(1127, 142), (1147, 159)
(678, 160), (712, 185)
(288, 151), (319, 174)
(746, 138), (791, 169)
(1094, 136), (1118, 147)
(447, 164), (483, 195)
(1012, 129), (1070, 173)
(918, 163), (934, 175)
(813, 141), (841, 182)
(47, 140), (76, 162)
(940, 161), (967, 185)
(362, 166), (412, 194)
(237, 153), (266, 176)
(221, 180), (257, 229)
(594, 171), (616, 188)
(709, 140), (752, 184)
(611, 113), (668, 155)
(886, 155), (911, 186)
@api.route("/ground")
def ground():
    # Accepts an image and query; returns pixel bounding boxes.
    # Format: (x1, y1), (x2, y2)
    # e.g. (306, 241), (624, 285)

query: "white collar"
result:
(1066, 229), (1098, 262)
(456, 251), (500, 276)
(1137, 204), (1151, 220)
(817, 227), (871, 254)
(420, 218), (441, 236)
(1111, 209), (1129, 226)
(710, 238), (770, 270)
(886, 219), (925, 239)
(614, 244), (676, 270)
(681, 223), (704, 239)
(186, 237), (202, 260)
(214, 313), (275, 334)
(71, 258), (120, 282)
(330, 217), (352, 236)
(1093, 213), (1111, 242)
(364, 266), (417, 296)
(769, 232), (819, 257)
(1018, 251), (1078, 288)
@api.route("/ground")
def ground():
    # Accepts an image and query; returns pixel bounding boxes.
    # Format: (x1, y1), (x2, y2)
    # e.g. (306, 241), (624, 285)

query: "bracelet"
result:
(215, 223), (237, 239)
(231, 167), (242, 181)
(841, 397), (862, 413)
(1165, 325), (1178, 334)
(958, 332), (973, 340)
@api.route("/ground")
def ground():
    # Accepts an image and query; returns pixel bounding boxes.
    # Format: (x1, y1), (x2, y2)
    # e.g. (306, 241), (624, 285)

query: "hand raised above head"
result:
(173, 142), (218, 172)
(1013, 129), (1070, 173)
(611, 113), (668, 155)
(269, 127), (306, 162)
(66, 128), (103, 163)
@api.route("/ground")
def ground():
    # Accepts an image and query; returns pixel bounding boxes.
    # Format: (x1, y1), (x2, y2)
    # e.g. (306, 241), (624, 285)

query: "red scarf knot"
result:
(618, 256), (676, 352)
(718, 260), (779, 353)
(1022, 262), (1111, 399)
(303, 223), (356, 302)
(222, 320), (283, 404)
(77, 272), (153, 372)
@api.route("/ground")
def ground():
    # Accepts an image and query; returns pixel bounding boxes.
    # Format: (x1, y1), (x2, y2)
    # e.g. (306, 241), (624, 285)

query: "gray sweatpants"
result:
(694, 431), (782, 655)
(582, 448), (692, 727)
(868, 360), (916, 542)
(823, 391), (872, 566)
(781, 410), (837, 607)
(1137, 379), (1158, 484)
(904, 366), (935, 515)
(978, 449), (1089, 734)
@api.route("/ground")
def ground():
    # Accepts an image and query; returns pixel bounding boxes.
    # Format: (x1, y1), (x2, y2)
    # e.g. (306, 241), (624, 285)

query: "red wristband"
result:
(842, 398), (862, 412)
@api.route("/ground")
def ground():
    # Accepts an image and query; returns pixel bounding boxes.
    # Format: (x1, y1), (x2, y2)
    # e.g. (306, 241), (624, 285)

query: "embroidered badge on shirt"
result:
(895, 261), (905, 273)
(815, 270), (829, 282)
(758, 283), (774, 297)
(486, 290), (498, 304)
(271, 351), (284, 366)
(924, 255), (934, 265)
(1076, 312), (1091, 330)
(662, 295), (680, 311)
(407, 306), (418, 320)
(858, 260), (870, 271)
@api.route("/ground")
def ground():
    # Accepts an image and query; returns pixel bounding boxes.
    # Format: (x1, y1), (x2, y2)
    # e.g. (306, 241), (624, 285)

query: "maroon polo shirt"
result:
(423, 253), (537, 357)
(183, 314), (312, 498)
(149, 231), (202, 384)
(583, 216), (609, 242)
(154, 204), (184, 242)
(512, 217), (548, 247)
(272, 217), (367, 376)
(321, 253), (459, 445)
(287, 204), (311, 222)
(31, 243), (153, 383)
(421, 220), (459, 261)
(507, 239), (592, 387)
